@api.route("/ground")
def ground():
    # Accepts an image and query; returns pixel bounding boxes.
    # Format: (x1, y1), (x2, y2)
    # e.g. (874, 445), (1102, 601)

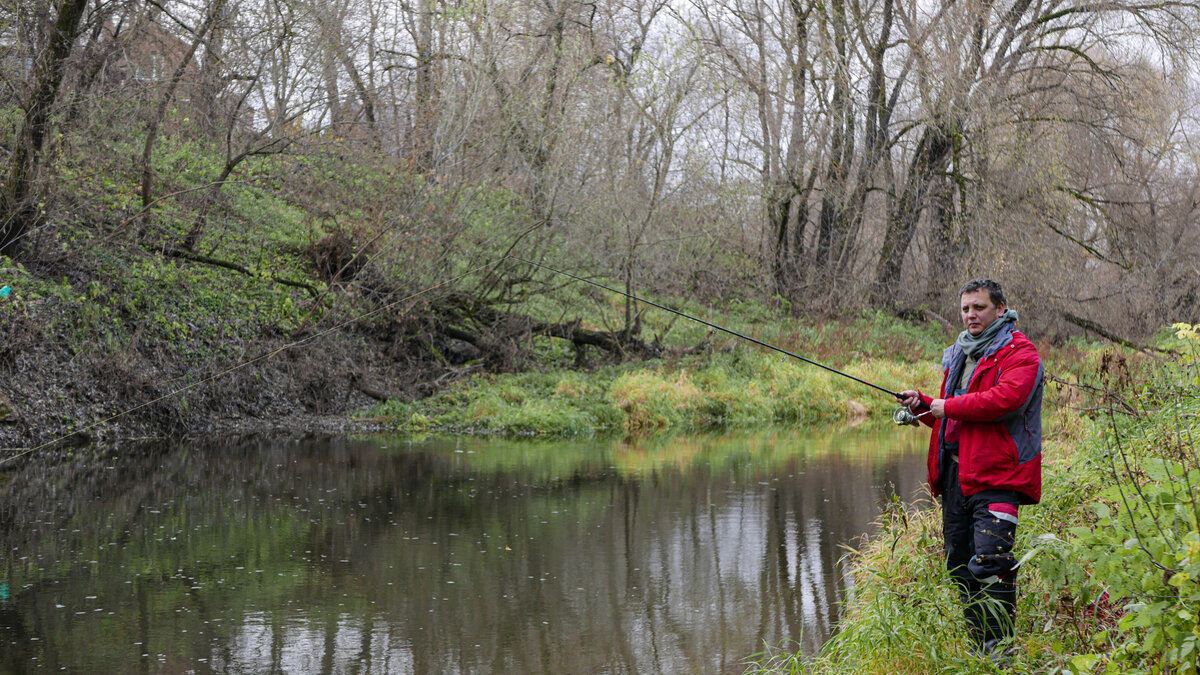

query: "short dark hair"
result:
(959, 278), (1006, 307)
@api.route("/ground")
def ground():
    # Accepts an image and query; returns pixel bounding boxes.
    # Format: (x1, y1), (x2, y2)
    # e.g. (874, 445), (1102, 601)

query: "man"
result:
(897, 278), (1044, 662)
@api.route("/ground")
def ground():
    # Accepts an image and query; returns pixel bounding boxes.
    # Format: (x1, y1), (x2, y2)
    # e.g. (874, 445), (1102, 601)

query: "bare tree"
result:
(141, 0), (229, 210)
(596, 0), (703, 335)
(177, 0), (324, 253)
(875, 0), (1200, 303)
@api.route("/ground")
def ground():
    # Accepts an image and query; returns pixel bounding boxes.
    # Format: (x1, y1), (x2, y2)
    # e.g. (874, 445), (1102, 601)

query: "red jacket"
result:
(916, 325), (1044, 504)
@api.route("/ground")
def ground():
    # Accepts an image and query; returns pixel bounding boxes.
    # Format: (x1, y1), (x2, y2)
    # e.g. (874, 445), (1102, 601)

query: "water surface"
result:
(0, 426), (925, 673)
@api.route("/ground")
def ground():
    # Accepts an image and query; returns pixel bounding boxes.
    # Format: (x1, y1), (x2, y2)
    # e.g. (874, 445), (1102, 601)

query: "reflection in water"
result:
(0, 427), (925, 674)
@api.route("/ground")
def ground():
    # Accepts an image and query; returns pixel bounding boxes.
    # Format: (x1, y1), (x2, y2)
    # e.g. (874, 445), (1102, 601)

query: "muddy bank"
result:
(0, 297), (442, 463)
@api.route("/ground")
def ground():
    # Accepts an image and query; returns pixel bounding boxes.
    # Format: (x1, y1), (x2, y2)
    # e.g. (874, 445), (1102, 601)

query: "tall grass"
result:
(367, 347), (941, 435)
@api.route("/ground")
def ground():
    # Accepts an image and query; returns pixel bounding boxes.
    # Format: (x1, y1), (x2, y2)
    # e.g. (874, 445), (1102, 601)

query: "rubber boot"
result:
(975, 586), (1017, 665)
(956, 576), (988, 649)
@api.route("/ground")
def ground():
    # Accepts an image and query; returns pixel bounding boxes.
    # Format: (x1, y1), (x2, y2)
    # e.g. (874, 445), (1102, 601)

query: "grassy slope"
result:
(0, 117), (447, 447)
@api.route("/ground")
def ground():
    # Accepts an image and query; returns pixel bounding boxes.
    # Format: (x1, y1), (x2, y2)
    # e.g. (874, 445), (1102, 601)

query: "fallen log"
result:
(162, 246), (320, 297)
(431, 293), (661, 362)
(1061, 312), (1173, 355)
(530, 319), (660, 357)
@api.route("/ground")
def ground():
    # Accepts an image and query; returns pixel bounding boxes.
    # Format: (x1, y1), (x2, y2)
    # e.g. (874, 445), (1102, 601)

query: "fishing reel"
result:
(892, 406), (921, 426)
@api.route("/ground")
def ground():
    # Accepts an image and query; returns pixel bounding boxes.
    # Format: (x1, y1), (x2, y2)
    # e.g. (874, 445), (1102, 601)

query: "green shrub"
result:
(1036, 337), (1200, 675)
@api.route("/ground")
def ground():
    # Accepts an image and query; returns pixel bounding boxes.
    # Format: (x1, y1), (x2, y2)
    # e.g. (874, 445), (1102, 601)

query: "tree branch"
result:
(1061, 312), (1173, 355)
(162, 247), (320, 297)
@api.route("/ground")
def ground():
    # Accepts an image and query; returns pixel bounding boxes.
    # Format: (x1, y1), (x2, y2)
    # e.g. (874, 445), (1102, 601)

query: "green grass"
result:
(365, 337), (943, 435)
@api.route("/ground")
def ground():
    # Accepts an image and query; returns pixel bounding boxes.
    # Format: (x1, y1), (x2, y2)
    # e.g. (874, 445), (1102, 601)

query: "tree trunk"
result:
(928, 131), (966, 299)
(813, 0), (854, 290)
(874, 123), (954, 298)
(0, 0), (89, 258)
(770, 0), (812, 297)
(337, 48), (376, 133)
(832, 0), (894, 279)
(770, 191), (794, 292)
(64, 1), (143, 126)
(196, 4), (228, 133)
(181, 159), (239, 253)
(412, 0), (436, 169)
(322, 57), (343, 128)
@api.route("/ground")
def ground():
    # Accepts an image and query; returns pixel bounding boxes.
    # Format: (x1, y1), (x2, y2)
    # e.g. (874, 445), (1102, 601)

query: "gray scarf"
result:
(955, 309), (1018, 359)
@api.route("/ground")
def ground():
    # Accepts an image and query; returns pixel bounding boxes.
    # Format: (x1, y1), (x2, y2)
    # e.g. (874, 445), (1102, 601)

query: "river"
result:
(0, 426), (926, 674)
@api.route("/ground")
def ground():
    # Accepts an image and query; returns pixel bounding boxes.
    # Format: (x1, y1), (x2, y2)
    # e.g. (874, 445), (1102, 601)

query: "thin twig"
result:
(1106, 400), (1180, 567)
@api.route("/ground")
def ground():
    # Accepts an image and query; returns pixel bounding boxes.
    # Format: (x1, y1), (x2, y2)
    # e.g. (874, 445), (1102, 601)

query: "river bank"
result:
(0, 250), (948, 460)
(365, 347), (940, 436)
(0, 283), (420, 460)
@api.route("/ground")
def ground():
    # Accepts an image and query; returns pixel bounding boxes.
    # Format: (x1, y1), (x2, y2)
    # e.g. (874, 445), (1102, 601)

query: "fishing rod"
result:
(509, 256), (918, 411)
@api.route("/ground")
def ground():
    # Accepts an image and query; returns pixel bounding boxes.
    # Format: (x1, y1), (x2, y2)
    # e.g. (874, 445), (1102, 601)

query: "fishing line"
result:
(507, 255), (904, 399)
(0, 259), (499, 468)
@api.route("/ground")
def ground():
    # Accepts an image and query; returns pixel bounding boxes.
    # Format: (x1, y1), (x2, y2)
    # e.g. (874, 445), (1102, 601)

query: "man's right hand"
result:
(896, 390), (923, 409)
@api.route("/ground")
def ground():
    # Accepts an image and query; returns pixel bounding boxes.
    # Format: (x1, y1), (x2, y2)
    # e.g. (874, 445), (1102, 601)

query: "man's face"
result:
(960, 289), (1005, 336)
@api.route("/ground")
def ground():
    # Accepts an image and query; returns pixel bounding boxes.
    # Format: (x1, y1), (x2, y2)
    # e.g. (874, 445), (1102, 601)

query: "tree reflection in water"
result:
(0, 427), (924, 674)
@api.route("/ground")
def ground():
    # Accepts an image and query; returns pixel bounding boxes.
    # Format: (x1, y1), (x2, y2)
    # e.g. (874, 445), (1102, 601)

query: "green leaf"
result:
(1069, 654), (1101, 673)
(1179, 637), (1196, 662)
